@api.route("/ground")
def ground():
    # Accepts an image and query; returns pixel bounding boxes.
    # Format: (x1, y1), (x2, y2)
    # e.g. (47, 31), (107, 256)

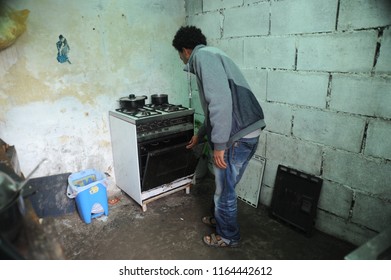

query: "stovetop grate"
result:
(116, 103), (190, 120)
(145, 104), (188, 113)
(115, 107), (162, 118)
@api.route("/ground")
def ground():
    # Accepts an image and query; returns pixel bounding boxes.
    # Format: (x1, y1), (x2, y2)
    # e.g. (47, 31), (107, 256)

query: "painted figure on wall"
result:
(56, 34), (71, 64)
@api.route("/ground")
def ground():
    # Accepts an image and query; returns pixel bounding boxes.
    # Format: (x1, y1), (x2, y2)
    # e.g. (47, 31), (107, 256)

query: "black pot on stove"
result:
(151, 94), (168, 105)
(119, 94), (148, 110)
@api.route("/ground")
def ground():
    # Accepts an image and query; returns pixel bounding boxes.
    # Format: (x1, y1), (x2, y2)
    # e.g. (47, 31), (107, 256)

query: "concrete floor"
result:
(41, 174), (356, 260)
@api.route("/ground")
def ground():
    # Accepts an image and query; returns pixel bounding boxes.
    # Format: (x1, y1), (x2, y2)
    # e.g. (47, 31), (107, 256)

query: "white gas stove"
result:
(109, 98), (197, 211)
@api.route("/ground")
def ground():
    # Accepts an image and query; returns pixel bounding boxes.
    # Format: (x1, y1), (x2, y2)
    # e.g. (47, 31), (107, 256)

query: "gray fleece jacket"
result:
(186, 44), (266, 151)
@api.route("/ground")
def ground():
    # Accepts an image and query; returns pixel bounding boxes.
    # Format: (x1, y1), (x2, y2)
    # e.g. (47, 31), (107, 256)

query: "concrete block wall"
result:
(185, 0), (391, 246)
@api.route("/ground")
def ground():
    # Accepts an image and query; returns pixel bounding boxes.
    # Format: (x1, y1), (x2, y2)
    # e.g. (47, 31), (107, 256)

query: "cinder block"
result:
(316, 210), (376, 246)
(255, 131), (267, 157)
(323, 148), (391, 197)
(376, 27), (391, 73)
(317, 180), (353, 220)
(297, 31), (378, 72)
(244, 36), (296, 69)
(244, 0), (263, 5)
(241, 68), (267, 100)
(214, 38), (244, 67)
(267, 71), (329, 108)
(331, 74), (391, 119)
(262, 157), (280, 190)
(293, 109), (366, 152)
(224, 5), (269, 37)
(259, 184), (273, 207)
(187, 13), (221, 39)
(261, 102), (292, 136)
(266, 133), (323, 176)
(185, 0), (203, 15)
(271, 0), (338, 35)
(352, 193), (391, 232)
(338, 0), (391, 31)
(203, 0), (243, 11)
(365, 119), (391, 160)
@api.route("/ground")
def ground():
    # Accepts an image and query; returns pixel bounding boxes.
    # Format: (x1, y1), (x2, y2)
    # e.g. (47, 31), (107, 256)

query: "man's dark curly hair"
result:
(172, 26), (207, 52)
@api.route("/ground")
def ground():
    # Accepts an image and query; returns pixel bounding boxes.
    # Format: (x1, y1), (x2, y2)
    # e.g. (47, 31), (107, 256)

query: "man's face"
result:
(178, 48), (191, 64)
(178, 50), (188, 64)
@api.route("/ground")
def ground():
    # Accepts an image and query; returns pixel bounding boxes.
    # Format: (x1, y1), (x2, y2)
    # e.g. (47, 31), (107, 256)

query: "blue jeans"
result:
(213, 136), (259, 244)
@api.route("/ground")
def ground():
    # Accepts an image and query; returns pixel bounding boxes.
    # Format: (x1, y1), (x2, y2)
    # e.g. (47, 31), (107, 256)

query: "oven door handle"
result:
(147, 142), (189, 157)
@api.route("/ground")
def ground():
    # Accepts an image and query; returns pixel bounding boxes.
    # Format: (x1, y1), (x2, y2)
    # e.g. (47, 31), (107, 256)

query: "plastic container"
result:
(67, 169), (109, 224)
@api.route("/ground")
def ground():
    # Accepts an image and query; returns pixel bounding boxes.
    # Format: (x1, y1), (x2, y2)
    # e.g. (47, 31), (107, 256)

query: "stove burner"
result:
(116, 107), (161, 118)
(162, 105), (186, 112)
(139, 108), (152, 116)
(145, 103), (187, 112)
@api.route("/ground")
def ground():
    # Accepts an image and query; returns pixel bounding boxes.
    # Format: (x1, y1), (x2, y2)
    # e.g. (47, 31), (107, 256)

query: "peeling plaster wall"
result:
(0, 0), (186, 177)
(185, 0), (391, 246)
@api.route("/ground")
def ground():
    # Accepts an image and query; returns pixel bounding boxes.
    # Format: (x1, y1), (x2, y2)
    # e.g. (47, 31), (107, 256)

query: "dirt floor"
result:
(37, 174), (356, 260)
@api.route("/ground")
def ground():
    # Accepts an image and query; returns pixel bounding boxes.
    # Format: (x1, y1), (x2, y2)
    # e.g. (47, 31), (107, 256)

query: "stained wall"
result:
(0, 0), (186, 177)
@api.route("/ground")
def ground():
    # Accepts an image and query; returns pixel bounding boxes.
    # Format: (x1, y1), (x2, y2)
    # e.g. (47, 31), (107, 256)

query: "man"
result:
(172, 26), (266, 247)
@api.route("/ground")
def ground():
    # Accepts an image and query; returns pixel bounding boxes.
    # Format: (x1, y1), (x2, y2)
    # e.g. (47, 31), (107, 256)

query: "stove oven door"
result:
(142, 142), (197, 191)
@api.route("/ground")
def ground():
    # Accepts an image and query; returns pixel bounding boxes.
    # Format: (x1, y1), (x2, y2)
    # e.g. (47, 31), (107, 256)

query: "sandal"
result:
(201, 216), (216, 227)
(202, 233), (239, 248)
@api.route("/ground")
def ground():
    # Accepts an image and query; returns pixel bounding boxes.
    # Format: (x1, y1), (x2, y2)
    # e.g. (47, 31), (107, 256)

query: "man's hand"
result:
(213, 149), (227, 169)
(186, 135), (199, 149)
